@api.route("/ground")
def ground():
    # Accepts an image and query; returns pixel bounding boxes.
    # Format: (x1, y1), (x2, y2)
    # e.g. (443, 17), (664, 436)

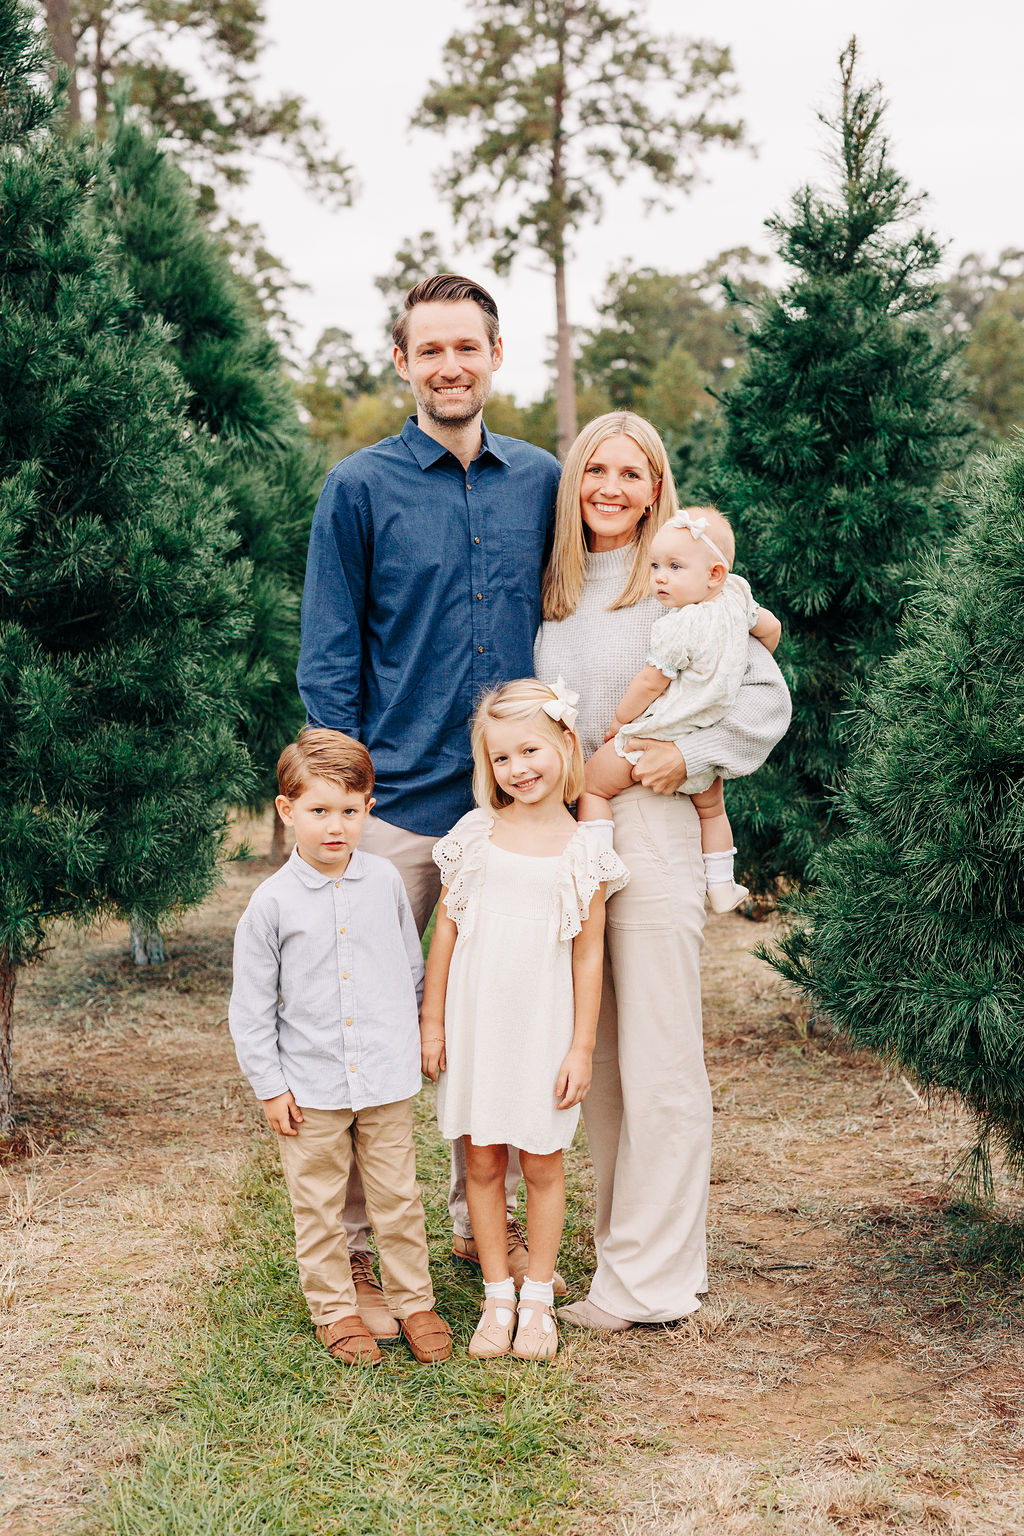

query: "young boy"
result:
(229, 729), (451, 1365)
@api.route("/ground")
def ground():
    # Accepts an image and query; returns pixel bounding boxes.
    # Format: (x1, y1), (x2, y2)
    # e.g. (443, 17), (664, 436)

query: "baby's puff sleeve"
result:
(725, 572), (760, 629)
(552, 825), (630, 942)
(646, 606), (699, 680)
(432, 808), (493, 936)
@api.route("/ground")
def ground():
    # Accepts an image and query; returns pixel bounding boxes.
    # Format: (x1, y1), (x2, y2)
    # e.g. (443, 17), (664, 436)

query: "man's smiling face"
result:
(393, 299), (502, 428)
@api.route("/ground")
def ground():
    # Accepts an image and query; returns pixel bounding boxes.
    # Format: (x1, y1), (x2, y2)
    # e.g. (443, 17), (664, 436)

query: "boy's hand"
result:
(555, 1047), (593, 1109)
(262, 1090), (304, 1137)
(421, 1032), (446, 1082)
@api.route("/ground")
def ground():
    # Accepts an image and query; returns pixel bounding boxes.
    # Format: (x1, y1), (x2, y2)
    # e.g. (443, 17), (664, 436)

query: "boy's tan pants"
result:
(276, 1098), (434, 1327)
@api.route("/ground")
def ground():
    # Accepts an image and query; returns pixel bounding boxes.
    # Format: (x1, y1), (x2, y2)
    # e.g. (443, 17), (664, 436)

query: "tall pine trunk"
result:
(0, 957), (16, 1138)
(43, 0), (80, 121)
(550, 32), (576, 461)
(270, 815), (287, 863)
(554, 252), (577, 460)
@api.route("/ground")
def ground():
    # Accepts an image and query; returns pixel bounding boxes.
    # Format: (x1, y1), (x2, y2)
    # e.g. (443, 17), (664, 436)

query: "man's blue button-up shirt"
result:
(297, 416), (561, 837)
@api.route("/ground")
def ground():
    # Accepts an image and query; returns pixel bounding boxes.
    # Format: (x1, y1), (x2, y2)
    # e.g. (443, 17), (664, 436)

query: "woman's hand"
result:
(625, 737), (688, 795)
(556, 1046), (593, 1108)
(420, 1026), (446, 1081)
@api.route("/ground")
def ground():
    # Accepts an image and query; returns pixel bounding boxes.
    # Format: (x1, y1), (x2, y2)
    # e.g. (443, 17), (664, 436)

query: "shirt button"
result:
(477, 646), (484, 654)
(339, 926), (345, 934)
(349, 1065), (356, 1073)
(476, 592), (482, 601)
(346, 1018), (353, 1027)
(466, 482), (472, 490)
(334, 880), (341, 888)
(474, 536), (480, 544)
(342, 971), (349, 980)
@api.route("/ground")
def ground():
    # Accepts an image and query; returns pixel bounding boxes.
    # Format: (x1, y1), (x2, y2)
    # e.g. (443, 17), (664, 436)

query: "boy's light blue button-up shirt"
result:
(229, 847), (424, 1111)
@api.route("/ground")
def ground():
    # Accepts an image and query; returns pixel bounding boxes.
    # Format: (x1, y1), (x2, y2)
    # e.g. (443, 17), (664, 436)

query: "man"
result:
(297, 275), (562, 1335)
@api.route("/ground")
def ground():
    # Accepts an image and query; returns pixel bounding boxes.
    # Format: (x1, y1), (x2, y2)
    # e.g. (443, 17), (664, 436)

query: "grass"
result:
(83, 1098), (606, 1536)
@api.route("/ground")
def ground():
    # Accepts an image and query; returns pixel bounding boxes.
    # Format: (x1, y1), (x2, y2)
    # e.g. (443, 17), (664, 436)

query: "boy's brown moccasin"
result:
(316, 1314), (382, 1365)
(400, 1309), (452, 1363)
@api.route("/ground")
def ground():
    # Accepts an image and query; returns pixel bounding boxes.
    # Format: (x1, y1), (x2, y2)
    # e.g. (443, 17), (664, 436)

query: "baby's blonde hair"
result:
(471, 679), (586, 811)
(668, 505), (736, 568)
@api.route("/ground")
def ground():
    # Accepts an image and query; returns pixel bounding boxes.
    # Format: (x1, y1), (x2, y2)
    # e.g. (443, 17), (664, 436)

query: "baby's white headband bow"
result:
(541, 676), (579, 733)
(666, 511), (730, 569)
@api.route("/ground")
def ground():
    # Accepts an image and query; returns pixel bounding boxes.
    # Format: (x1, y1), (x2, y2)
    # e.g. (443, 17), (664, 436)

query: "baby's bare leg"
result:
(690, 777), (734, 854)
(579, 741), (636, 821)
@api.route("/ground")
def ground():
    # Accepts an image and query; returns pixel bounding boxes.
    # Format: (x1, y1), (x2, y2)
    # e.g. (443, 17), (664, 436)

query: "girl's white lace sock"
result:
(483, 1275), (516, 1327)
(518, 1276), (555, 1333)
(703, 847), (737, 887)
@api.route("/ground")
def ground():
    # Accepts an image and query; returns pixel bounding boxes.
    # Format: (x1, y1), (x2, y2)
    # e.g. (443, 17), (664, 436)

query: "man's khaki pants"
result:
(278, 1098), (434, 1327)
(343, 814), (521, 1252)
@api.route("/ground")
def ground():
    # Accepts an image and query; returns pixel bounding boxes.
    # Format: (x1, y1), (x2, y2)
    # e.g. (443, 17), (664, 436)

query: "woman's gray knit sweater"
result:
(533, 547), (791, 777)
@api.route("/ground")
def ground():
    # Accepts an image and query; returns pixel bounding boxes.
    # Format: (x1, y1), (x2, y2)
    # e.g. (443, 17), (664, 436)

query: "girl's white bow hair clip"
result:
(666, 510), (729, 568)
(541, 676), (579, 732)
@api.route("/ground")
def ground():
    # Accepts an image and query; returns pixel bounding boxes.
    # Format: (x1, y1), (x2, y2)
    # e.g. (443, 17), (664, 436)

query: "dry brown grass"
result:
(2, 812), (1023, 1535)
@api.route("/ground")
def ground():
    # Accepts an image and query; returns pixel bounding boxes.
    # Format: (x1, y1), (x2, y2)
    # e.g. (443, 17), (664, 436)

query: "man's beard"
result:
(418, 380), (489, 426)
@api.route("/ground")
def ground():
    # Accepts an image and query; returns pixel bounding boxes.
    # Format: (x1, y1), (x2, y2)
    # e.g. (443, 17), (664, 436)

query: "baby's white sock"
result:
(518, 1276), (555, 1334)
(483, 1275), (516, 1327)
(703, 847), (737, 887)
(586, 819), (615, 851)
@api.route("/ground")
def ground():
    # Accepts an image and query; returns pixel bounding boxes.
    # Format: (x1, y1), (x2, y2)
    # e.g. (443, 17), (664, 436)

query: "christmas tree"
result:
(96, 114), (319, 849)
(710, 40), (975, 897)
(772, 437), (1024, 1192)
(0, 7), (252, 1131)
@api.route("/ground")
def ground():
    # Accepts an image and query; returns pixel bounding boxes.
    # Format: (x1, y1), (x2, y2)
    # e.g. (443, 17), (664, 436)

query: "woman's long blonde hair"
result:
(541, 412), (679, 622)
(470, 679), (586, 811)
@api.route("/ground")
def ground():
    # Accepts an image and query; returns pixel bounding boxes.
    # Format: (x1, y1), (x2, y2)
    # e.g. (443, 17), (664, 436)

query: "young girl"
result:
(420, 679), (628, 1361)
(578, 506), (782, 913)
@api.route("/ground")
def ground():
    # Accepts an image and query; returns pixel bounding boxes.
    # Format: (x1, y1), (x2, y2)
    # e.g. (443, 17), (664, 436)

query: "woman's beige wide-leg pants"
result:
(583, 784), (711, 1322)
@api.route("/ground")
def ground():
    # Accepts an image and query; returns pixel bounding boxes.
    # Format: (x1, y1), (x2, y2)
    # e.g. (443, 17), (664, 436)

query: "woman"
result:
(534, 412), (790, 1328)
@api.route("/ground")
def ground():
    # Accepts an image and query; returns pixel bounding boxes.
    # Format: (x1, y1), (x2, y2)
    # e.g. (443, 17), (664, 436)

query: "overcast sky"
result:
(238, 0), (1024, 401)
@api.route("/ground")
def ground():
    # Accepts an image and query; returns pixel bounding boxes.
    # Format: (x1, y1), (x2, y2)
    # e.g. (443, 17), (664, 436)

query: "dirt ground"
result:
(2, 814), (1023, 1535)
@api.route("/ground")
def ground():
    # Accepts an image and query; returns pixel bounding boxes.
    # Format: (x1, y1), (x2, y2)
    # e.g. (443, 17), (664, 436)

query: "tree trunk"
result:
(549, 21), (576, 461)
(270, 815), (287, 864)
(0, 956), (16, 1138)
(43, 0), (81, 122)
(554, 252), (577, 460)
(129, 917), (165, 966)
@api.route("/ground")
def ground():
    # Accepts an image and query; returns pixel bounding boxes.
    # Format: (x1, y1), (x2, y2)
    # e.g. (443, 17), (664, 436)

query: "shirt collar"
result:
(399, 415), (510, 470)
(287, 844), (368, 887)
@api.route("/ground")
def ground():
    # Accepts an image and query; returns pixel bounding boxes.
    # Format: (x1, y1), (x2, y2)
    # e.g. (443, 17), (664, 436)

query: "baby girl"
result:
(578, 506), (782, 912)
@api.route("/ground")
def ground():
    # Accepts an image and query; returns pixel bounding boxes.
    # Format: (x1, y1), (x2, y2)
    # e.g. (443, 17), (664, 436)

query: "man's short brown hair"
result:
(392, 274), (500, 356)
(277, 729), (374, 801)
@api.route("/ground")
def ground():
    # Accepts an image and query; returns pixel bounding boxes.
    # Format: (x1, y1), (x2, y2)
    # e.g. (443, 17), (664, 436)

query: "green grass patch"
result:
(85, 1095), (604, 1536)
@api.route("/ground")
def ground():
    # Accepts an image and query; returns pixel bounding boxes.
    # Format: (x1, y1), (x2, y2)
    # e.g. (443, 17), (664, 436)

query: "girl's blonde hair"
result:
(471, 679), (586, 811)
(541, 412), (679, 622)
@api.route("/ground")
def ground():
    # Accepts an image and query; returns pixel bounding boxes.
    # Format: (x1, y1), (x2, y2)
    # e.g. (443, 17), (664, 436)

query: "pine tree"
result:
(0, 14), (252, 1130)
(94, 113), (320, 859)
(414, 0), (744, 458)
(710, 40), (975, 897)
(771, 437), (1024, 1192)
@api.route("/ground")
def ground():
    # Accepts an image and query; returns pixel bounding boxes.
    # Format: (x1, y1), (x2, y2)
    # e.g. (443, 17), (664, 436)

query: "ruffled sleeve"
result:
(725, 572), (760, 629)
(646, 605), (698, 681)
(432, 809), (493, 936)
(551, 824), (630, 943)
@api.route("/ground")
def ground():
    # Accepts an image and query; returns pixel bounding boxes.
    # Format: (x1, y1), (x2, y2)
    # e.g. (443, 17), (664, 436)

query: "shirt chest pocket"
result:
(499, 525), (544, 601)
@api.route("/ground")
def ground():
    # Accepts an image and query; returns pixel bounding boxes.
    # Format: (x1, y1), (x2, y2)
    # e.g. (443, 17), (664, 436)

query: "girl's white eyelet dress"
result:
(431, 809), (629, 1154)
